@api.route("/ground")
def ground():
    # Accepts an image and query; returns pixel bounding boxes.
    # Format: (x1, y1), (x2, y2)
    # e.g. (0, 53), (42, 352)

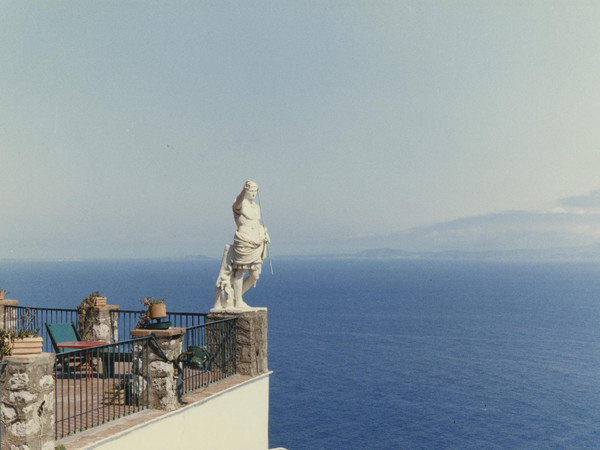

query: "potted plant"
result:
(136, 297), (167, 329)
(10, 308), (42, 355)
(144, 296), (167, 319)
(0, 289), (8, 301)
(78, 291), (106, 309)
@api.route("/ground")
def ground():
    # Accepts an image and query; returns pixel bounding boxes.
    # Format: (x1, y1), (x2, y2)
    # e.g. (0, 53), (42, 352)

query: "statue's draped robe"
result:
(230, 202), (266, 270)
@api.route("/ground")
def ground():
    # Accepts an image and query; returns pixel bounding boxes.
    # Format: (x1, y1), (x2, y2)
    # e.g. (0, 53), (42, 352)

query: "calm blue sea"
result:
(2, 258), (600, 449)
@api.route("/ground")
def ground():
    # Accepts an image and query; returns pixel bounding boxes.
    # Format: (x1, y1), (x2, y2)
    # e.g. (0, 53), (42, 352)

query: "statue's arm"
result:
(232, 190), (246, 226)
(232, 189), (245, 211)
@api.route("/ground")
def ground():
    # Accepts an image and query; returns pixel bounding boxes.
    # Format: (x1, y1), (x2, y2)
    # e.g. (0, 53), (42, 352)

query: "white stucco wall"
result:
(86, 373), (270, 450)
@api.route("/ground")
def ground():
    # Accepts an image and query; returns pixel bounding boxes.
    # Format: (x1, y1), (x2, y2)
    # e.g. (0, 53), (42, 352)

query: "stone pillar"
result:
(79, 305), (119, 343)
(0, 299), (19, 331)
(0, 353), (55, 450)
(207, 308), (268, 376)
(130, 328), (184, 411)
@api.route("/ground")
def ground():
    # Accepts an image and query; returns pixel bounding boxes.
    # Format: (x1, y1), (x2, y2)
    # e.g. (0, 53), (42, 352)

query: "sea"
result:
(1, 258), (600, 449)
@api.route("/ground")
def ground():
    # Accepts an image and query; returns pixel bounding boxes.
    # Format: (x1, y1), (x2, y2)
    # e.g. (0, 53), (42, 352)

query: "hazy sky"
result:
(2, 1), (600, 259)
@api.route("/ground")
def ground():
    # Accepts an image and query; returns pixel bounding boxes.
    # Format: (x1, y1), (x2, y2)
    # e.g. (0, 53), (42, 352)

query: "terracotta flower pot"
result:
(11, 337), (43, 355)
(94, 296), (107, 306)
(0, 291), (4, 300)
(148, 303), (166, 319)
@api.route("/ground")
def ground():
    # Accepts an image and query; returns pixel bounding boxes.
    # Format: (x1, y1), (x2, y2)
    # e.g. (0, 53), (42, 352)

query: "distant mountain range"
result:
(281, 244), (600, 262)
(348, 245), (600, 261)
(324, 191), (600, 261)
(387, 210), (600, 253)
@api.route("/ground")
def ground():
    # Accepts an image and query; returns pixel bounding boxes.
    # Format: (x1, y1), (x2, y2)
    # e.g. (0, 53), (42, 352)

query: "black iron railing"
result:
(4, 306), (79, 353)
(1, 305), (238, 438)
(181, 318), (237, 394)
(3, 306), (207, 348)
(54, 337), (151, 439)
(110, 309), (206, 342)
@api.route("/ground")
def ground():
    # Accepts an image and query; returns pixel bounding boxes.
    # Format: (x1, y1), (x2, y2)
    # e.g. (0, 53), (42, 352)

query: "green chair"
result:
(45, 322), (81, 353)
(45, 322), (131, 378)
(45, 322), (86, 373)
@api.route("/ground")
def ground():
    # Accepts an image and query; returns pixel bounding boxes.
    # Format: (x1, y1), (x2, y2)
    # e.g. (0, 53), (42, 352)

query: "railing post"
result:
(130, 328), (185, 411)
(0, 299), (19, 331)
(79, 304), (120, 344)
(206, 308), (268, 376)
(0, 353), (55, 450)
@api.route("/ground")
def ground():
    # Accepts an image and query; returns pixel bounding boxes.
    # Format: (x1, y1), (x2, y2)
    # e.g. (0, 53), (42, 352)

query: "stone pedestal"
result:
(130, 328), (184, 411)
(0, 353), (55, 450)
(207, 308), (268, 376)
(0, 299), (19, 331)
(79, 305), (119, 344)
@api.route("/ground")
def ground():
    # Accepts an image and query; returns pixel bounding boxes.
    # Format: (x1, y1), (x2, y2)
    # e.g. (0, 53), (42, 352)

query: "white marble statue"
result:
(213, 180), (270, 310)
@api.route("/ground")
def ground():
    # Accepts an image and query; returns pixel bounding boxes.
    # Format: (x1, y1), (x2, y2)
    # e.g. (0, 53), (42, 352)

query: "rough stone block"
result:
(2, 404), (17, 422)
(207, 308), (268, 376)
(79, 305), (119, 343)
(130, 328), (183, 411)
(150, 360), (173, 378)
(1, 353), (55, 449)
(8, 373), (29, 390)
(38, 375), (53, 389)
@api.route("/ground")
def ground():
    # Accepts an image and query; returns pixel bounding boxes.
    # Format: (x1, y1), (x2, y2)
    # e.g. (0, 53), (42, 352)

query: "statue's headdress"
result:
(244, 180), (258, 192)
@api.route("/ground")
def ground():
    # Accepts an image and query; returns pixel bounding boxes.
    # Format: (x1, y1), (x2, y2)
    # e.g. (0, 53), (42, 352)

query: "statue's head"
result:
(244, 180), (258, 193)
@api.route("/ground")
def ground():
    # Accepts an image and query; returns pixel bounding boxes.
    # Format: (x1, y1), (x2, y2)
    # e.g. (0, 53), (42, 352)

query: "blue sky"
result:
(2, 1), (600, 259)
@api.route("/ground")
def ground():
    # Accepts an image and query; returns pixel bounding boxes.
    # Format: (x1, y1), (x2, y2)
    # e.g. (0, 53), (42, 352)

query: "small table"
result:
(57, 341), (107, 378)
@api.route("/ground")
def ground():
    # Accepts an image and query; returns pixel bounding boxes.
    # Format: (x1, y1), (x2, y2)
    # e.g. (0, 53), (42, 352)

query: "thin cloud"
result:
(558, 190), (600, 212)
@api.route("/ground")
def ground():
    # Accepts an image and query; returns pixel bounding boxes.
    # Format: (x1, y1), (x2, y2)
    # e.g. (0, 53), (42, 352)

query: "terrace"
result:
(0, 299), (268, 449)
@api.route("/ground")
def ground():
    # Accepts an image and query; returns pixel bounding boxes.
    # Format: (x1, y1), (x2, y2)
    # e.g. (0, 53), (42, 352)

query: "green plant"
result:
(0, 329), (12, 359)
(13, 308), (39, 338)
(78, 291), (101, 311)
(141, 296), (166, 306)
(55, 445), (67, 450)
(0, 309), (39, 358)
(77, 291), (101, 337)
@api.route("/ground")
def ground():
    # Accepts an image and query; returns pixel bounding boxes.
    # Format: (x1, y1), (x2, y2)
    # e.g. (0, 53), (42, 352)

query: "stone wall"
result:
(79, 305), (119, 343)
(1, 353), (55, 450)
(207, 308), (268, 376)
(130, 328), (184, 411)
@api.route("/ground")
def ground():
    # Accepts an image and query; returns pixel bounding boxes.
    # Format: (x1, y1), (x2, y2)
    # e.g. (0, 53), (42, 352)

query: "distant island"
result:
(167, 254), (216, 261)
(0, 254), (217, 263)
(278, 245), (600, 262)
